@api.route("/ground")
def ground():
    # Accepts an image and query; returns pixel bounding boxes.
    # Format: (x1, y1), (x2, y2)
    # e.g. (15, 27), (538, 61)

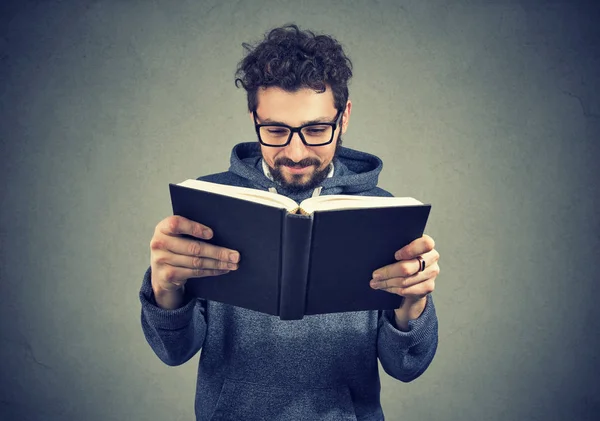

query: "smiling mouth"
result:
(283, 165), (312, 174)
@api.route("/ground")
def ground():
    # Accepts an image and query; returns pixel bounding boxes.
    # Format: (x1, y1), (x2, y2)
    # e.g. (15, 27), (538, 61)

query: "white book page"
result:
(178, 179), (298, 211)
(299, 195), (423, 214)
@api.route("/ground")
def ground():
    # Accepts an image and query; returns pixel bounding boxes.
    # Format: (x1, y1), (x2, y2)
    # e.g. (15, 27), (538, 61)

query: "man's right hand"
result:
(149, 215), (240, 307)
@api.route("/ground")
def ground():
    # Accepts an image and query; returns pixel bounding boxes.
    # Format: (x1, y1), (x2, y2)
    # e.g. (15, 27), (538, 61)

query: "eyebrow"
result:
(257, 115), (336, 126)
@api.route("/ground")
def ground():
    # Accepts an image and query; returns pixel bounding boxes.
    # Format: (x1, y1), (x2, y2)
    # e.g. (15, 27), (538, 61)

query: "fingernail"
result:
(227, 262), (237, 269)
(203, 229), (213, 238)
(229, 253), (239, 263)
(372, 273), (382, 281)
(370, 281), (378, 289)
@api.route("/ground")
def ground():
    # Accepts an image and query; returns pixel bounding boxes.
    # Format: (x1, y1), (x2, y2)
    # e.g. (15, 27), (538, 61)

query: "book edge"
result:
(299, 195), (426, 214)
(176, 179), (298, 211)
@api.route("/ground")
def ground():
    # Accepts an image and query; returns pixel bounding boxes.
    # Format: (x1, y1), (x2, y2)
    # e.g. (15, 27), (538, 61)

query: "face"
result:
(253, 86), (352, 193)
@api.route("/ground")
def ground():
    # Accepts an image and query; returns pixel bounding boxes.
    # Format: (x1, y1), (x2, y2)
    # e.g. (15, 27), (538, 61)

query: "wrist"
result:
(394, 296), (427, 331)
(152, 283), (186, 310)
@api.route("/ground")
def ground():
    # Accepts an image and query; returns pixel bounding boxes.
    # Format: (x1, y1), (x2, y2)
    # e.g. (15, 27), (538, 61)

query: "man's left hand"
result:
(370, 234), (440, 329)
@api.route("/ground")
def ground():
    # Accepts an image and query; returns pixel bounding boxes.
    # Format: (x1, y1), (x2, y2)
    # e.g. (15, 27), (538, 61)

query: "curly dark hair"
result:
(234, 24), (353, 113)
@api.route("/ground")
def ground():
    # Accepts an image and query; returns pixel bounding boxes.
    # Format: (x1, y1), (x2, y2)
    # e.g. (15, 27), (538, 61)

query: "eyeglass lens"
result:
(259, 124), (333, 145)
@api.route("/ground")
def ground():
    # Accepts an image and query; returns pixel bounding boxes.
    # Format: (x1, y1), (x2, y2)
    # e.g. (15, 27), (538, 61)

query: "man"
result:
(140, 24), (440, 421)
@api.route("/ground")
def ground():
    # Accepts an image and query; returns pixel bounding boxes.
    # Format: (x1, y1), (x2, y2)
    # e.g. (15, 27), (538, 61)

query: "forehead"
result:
(255, 87), (337, 124)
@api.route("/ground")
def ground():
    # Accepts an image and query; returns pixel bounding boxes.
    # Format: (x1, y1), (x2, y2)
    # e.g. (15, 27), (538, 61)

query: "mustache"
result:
(275, 158), (320, 168)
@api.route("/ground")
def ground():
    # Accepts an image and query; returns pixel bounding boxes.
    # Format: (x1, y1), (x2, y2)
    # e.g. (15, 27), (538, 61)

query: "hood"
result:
(227, 142), (384, 203)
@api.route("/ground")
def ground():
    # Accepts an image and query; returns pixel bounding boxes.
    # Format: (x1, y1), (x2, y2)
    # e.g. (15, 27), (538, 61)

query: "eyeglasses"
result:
(253, 109), (343, 147)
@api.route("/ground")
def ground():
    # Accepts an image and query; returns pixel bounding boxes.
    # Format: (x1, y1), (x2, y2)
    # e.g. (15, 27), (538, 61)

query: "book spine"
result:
(278, 213), (313, 320)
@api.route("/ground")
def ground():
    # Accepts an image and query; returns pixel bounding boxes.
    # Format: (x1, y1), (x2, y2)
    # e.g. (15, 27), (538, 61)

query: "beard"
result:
(267, 135), (343, 194)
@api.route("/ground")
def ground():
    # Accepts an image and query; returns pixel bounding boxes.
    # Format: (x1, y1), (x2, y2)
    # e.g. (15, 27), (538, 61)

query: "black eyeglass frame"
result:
(253, 109), (344, 147)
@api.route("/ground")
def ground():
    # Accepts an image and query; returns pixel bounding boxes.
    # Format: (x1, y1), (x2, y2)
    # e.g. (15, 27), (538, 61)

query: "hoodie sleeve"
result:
(377, 294), (438, 382)
(139, 267), (207, 366)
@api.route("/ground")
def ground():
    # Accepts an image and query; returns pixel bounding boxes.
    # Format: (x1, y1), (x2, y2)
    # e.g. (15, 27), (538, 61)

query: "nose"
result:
(285, 131), (308, 163)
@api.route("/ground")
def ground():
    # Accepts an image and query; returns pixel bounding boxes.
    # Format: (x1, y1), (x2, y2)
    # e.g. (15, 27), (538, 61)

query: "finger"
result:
(376, 248), (439, 280)
(371, 276), (436, 297)
(158, 251), (239, 271)
(370, 276), (402, 290)
(159, 215), (214, 240)
(371, 263), (439, 289)
(397, 263), (440, 289)
(406, 248), (439, 277)
(151, 236), (240, 263)
(395, 234), (435, 260)
(160, 264), (231, 284)
(369, 277), (404, 296)
(394, 277), (436, 297)
(371, 273), (413, 290)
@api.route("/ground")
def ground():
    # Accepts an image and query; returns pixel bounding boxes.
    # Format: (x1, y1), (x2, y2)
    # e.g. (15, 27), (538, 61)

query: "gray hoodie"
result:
(139, 142), (438, 421)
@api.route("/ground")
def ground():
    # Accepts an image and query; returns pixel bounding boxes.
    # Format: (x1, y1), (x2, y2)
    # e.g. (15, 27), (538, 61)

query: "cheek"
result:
(261, 151), (277, 166)
(316, 149), (335, 167)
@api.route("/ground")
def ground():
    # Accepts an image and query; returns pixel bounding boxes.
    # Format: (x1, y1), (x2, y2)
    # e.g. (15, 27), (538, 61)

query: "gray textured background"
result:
(1, 0), (599, 420)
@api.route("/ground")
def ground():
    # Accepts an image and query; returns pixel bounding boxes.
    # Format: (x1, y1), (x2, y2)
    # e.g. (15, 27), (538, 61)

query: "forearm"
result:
(140, 268), (206, 366)
(378, 294), (438, 382)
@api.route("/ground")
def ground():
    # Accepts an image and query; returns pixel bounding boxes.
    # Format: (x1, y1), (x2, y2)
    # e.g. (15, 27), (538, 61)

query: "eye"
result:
(304, 125), (329, 135)
(266, 128), (288, 135)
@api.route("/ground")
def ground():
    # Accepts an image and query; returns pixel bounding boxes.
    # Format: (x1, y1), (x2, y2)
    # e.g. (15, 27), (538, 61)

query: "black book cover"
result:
(169, 183), (431, 319)
(170, 183), (286, 316)
(305, 205), (431, 315)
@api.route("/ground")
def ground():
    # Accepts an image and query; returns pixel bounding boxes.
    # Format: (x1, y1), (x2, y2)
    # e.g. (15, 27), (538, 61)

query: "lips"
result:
(284, 165), (311, 173)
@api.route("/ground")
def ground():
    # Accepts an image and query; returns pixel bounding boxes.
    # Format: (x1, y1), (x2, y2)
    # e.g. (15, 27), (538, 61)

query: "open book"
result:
(170, 179), (432, 320)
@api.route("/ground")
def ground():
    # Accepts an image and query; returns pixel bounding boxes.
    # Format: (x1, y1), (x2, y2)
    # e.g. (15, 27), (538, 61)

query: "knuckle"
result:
(167, 216), (181, 233)
(150, 238), (164, 251)
(191, 224), (204, 239)
(401, 264), (413, 277)
(194, 268), (222, 278)
(191, 256), (204, 269)
(188, 242), (203, 256)
(219, 249), (230, 262)
(163, 267), (176, 283)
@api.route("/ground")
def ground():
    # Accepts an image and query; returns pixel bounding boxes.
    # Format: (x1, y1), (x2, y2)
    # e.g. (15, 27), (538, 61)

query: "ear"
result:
(341, 100), (352, 134)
